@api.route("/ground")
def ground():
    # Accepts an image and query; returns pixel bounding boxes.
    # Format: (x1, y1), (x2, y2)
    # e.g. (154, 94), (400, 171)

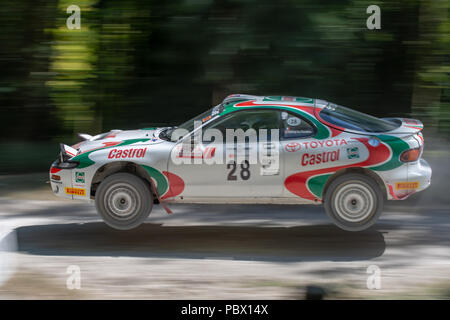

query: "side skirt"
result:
(167, 197), (319, 205)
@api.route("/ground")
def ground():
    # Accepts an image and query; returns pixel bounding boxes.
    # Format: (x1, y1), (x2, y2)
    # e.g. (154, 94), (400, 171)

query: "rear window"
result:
(319, 103), (400, 133)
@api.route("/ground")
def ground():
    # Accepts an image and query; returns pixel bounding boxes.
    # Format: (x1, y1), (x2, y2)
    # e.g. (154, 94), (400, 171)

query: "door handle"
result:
(226, 145), (253, 150)
(263, 143), (276, 149)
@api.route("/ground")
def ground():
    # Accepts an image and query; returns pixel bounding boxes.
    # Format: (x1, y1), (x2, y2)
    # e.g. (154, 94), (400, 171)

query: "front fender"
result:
(71, 141), (174, 200)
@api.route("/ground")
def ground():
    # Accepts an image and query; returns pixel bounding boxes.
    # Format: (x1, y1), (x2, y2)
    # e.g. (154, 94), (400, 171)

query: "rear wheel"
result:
(95, 173), (153, 230)
(324, 173), (383, 231)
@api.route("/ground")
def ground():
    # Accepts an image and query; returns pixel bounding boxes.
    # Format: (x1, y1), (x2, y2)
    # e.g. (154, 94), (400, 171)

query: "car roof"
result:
(220, 94), (325, 116)
(222, 93), (322, 108)
(222, 94), (316, 106)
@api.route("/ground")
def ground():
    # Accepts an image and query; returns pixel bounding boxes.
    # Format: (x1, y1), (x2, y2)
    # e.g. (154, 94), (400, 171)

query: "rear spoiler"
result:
(401, 118), (423, 131)
(383, 117), (424, 135)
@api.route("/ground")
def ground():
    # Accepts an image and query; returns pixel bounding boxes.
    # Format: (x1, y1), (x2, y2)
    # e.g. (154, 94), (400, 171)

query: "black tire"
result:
(324, 173), (383, 232)
(95, 173), (153, 230)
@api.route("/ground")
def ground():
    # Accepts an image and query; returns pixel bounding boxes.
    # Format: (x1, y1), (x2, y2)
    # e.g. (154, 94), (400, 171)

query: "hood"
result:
(71, 128), (166, 156)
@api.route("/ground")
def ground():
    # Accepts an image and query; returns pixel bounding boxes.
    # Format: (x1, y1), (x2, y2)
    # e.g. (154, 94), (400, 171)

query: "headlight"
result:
(53, 160), (79, 169)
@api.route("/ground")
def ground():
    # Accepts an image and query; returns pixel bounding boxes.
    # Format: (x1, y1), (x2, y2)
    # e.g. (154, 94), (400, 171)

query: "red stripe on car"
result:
(284, 137), (391, 200)
(50, 167), (62, 174)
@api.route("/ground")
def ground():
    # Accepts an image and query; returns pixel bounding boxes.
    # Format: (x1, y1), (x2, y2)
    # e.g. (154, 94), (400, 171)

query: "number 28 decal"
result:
(227, 160), (251, 181)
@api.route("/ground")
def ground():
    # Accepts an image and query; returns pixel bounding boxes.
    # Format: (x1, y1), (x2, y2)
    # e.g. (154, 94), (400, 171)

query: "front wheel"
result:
(324, 173), (384, 232)
(95, 173), (153, 230)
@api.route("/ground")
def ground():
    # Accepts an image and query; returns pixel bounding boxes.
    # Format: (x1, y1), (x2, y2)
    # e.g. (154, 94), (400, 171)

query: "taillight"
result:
(51, 175), (61, 181)
(400, 147), (421, 162)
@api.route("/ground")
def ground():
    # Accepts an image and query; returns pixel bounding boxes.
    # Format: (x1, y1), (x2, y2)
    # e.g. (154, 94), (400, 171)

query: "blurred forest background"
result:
(0, 0), (448, 173)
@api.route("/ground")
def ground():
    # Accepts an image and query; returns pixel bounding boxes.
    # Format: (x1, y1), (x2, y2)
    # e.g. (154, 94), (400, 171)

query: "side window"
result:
(281, 111), (315, 139)
(205, 109), (281, 140)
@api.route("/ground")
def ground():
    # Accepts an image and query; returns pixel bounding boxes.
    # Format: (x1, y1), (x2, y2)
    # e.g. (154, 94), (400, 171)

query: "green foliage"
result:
(0, 0), (448, 173)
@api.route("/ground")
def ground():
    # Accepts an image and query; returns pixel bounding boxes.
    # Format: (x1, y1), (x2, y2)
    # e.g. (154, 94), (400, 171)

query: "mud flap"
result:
(387, 184), (416, 200)
(149, 178), (173, 214)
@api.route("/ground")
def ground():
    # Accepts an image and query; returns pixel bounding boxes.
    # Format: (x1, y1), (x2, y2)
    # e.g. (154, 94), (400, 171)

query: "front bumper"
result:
(49, 166), (73, 199)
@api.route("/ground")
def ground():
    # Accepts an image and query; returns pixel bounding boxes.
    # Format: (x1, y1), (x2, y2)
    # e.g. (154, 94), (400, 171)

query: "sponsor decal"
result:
(202, 115), (212, 123)
(108, 148), (147, 159)
(285, 142), (301, 152)
(301, 150), (340, 166)
(65, 187), (86, 196)
(72, 138), (151, 169)
(75, 172), (85, 184)
(176, 146), (216, 159)
(347, 147), (360, 159)
(299, 139), (347, 150)
(368, 137), (380, 147)
(396, 181), (419, 190)
(284, 129), (313, 136)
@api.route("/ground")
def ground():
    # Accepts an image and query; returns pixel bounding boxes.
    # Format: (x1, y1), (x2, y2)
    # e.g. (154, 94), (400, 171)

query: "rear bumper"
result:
(408, 158), (432, 192)
(386, 158), (431, 200)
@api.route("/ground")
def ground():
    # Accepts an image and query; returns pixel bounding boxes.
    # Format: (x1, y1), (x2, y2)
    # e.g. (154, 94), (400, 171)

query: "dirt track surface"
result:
(0, 195), (449, 299)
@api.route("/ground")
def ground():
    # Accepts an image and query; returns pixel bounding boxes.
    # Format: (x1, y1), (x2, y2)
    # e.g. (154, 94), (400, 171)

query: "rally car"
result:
(49, 94), (431, 231)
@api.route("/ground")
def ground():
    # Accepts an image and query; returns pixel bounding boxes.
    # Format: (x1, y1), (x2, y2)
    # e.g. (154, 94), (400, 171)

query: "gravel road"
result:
(0, 194), (449, 299)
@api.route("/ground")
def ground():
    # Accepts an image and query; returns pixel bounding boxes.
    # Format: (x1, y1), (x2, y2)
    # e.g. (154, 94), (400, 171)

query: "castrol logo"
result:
(108, 148), (147, 159)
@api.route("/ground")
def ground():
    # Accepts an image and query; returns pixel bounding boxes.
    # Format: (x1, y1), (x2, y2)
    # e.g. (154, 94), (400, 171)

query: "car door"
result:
(279, 111), (319, 198)
(168, 109), (284, 199)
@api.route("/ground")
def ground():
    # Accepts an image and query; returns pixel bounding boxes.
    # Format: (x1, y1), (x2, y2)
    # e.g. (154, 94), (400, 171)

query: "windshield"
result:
(319, 103), (400, 133)
(177, 107), (216, 132)
(161, 104), (224, 141)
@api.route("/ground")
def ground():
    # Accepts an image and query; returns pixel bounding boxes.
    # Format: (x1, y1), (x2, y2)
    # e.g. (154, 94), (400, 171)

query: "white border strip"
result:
(0, 227), (18, 287)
